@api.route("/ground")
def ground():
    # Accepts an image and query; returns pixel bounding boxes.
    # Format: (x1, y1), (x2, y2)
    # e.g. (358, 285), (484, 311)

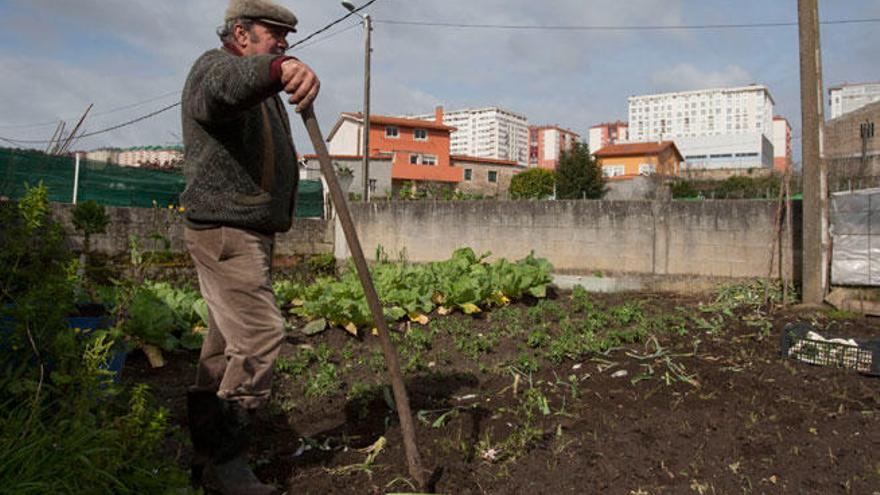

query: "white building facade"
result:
(411, 107), (530, 166)
(829, 83), (880, 120)
(627, 85), (775, 170)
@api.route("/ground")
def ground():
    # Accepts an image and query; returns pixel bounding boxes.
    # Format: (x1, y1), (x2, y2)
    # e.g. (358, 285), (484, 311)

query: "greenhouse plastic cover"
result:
(0, 148), (323, 217)
(831, 188), (880, 286)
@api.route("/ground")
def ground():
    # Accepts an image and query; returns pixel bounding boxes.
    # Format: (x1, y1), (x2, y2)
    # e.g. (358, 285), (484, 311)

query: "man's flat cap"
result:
(226, 0), (298, 32)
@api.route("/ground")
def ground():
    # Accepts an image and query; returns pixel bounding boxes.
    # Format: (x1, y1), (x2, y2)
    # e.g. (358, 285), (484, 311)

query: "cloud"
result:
(0, 0), (877, 163)
(651, 64), (754, 92)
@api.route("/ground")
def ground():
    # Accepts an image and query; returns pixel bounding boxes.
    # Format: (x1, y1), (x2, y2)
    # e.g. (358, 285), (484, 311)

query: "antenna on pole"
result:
(49, 122), (67, 155)
(58, 103), (94, 155)
(45, 121), (64, 154)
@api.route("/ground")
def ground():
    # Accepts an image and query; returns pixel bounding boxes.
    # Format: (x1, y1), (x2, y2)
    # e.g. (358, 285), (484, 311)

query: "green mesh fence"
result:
(0, 148), (323, 217)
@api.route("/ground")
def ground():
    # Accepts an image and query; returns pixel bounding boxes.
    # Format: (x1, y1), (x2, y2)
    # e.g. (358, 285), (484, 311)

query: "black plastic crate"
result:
(780, 322), (880, 376)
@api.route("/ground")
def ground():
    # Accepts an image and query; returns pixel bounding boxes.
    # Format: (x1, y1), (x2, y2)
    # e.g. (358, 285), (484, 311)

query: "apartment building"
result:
(326, 108), (461, 192)
(411, 106), (530, 166)
(627, 85), (775, 171)
(829, 82), (880, 120)
(772, 116), (792, 172)
(85, 146), (183, 168)
(588, 121), (628, 155)
(528, 125), (580, 170)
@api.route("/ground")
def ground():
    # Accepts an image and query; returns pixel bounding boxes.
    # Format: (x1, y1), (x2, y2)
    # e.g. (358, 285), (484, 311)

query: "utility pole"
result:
(798, 0), (827, 305)
(361, 14), (372, 202)
(342, 2), (372, 202)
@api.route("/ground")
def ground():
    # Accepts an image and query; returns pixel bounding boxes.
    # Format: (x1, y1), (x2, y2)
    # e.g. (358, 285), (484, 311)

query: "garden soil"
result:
(126, 291), (880, 494)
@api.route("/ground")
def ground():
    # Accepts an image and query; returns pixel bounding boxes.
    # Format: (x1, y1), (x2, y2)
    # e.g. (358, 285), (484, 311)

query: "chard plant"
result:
(290, 247), (553, 332)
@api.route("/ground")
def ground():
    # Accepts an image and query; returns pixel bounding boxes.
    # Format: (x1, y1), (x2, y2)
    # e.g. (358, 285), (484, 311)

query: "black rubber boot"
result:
(189, 396), (280, 495)
(187, 388), (224, 485)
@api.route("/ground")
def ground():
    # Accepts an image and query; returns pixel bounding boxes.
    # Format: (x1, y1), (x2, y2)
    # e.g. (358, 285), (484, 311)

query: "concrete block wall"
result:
(50, 203), (333, 257)
(38, 200), (797, 284)
(335, 199), (800, 281)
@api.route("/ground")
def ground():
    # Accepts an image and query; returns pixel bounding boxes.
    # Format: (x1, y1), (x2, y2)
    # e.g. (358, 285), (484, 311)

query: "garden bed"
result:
(126, 284), (880, 494)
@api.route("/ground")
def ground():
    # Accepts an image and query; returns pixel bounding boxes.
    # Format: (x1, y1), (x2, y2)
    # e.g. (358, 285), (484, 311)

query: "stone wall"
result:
(825, 100), (880, 185)
(679, 167), (773, 181)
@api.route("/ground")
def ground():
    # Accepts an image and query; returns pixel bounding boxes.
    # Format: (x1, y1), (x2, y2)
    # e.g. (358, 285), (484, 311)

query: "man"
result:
(180, 0), (319, 493)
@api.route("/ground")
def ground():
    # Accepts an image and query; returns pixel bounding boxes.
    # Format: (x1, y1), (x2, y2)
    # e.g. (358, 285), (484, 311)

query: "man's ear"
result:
(233, 23), (249, 47)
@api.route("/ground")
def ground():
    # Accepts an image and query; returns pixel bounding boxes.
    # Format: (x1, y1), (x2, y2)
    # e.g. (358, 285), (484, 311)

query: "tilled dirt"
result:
(127, 292), (880, 494)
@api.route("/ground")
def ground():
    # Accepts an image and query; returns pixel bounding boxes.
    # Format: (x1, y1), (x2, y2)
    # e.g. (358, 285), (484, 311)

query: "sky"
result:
(0, 0), (877, 163)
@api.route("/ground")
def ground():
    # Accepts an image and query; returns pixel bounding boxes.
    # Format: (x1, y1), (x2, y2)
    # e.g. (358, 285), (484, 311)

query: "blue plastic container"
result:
(68, 315), (128, 382)
(1, 310), (128, 382)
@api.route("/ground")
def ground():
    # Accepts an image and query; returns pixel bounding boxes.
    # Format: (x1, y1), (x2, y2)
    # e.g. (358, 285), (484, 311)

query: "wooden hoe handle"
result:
(300, 106), (428, 491)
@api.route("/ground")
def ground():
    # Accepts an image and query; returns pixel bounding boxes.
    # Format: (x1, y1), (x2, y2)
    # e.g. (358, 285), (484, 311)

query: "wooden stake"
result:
(300, 107), (428, 490)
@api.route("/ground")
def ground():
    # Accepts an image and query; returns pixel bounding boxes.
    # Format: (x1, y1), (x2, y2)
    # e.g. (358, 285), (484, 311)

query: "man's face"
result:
(237, 22), (290, 56)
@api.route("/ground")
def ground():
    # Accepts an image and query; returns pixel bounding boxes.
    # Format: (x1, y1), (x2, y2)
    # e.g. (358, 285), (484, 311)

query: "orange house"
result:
(326, 107), (462, 185)
(593, 141), (682, 180)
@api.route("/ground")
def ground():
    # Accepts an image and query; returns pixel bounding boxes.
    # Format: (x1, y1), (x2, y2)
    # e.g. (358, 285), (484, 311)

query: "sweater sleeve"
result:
(184, 50), (285, 124)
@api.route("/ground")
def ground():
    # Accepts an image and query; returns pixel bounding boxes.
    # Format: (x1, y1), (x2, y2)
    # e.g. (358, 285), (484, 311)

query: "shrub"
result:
(509, 168), (555, 199)
(670, 180), (699, 199)
(0, 340), (193, 494)
(71, 200), (109, 254)
(0, 183), (77, 386)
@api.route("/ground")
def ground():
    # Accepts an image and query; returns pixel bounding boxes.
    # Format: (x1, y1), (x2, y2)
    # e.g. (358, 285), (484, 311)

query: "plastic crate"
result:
(780, 322), (880, 376)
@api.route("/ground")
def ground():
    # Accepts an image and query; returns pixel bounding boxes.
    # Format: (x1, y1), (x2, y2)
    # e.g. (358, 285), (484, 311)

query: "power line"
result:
(0, 90), (182, 130)
(373, 17), (880, 31)
(292, 21), (362, 51)
(0, 101), (181, 145)
(0, 5), (382, 146)
(288, 0), (380, 50)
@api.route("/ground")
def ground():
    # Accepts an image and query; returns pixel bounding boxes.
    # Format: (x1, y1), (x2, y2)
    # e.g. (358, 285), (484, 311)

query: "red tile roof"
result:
(342, 112), (456, 132)
(594, 141), (682, 161)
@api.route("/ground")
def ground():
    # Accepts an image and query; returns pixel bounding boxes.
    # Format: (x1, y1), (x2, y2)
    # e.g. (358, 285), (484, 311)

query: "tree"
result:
(509, 168), (555, 199)
(555, 142), (607, 199)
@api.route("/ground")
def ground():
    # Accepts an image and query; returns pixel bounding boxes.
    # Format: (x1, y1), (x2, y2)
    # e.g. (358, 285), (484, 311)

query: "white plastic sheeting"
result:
(831, 188), (880, 286)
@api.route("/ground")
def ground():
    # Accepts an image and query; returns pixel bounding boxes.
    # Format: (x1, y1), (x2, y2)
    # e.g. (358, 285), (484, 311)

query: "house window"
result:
(488, 171), (498, 183)
(639, 163), (656, 175)
(385, 126), (399, 138)
(414, 129), (428, 141)
(369, 179), (377, 193)
(409, 154), (437, 166)
(464, 169), (472, 181)
(602, 165), (625, 177)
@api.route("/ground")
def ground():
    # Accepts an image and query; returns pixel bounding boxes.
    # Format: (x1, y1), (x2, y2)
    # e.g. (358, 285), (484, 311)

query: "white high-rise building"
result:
(829, 83), (880, 120)
(627, 85), (775, 170)
(411, 107), (530, 166)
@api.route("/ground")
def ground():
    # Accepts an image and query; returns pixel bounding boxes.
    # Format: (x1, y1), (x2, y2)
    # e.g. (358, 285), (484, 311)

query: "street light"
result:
(342, 1), (372, 202)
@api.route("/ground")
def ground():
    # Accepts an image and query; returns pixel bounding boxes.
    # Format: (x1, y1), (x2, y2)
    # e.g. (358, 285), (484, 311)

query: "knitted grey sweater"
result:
(181, 48), (298, 234)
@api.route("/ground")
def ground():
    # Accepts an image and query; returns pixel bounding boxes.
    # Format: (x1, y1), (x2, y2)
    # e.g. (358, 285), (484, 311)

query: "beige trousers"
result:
(185, 226), (284, 410)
